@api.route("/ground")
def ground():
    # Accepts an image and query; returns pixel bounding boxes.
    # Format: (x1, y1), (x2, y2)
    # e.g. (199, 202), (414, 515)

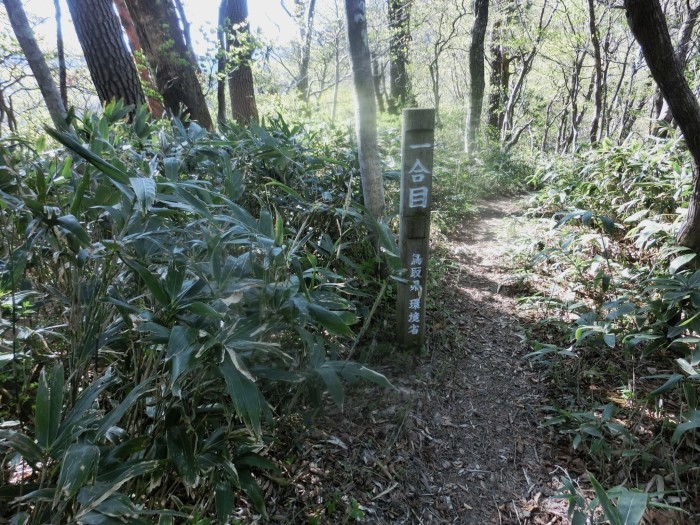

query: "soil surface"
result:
(266, 198), (571, 524)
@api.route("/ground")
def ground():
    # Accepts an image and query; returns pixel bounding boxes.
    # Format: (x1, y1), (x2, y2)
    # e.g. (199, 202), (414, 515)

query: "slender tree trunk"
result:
(331, 22), (341, 125)
(221, 0), (259, 124)
(466, 0), (489, 153)
(67, 0), (145, 109)
(124, 0), (213, 129)
(344, 0), (385, 221)
(217, 1), (227, 124)
(53, 0), (67, 109)
(625, 0), (700, 251)
(3, 0), (67, 130)
(297, 0), (317, 101)
(0, 93), (18, 133)
(371, 52), (386, 113)
(429, 57), (440, 127)
(388, 0), (412, 112)
(587, 0), (603, 144)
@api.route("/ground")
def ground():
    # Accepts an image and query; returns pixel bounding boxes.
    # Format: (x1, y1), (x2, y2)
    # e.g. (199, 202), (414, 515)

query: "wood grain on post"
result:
(397, 108), (435, 350)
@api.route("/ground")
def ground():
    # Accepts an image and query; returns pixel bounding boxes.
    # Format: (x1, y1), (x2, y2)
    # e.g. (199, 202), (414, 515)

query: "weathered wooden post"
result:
(397, 108), (435, 349)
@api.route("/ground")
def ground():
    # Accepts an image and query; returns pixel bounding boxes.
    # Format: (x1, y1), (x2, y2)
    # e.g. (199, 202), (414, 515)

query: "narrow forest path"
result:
(269, 198), (569, 524)
(375, 197), (566, 524)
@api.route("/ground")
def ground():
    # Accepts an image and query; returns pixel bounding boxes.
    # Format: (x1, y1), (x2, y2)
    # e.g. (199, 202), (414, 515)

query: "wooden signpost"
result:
(397, 108), (435, 350)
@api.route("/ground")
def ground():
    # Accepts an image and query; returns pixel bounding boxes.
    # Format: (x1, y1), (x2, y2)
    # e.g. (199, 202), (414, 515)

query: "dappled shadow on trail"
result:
(382, 198), (564, 524)
(264, 198), (567, 524)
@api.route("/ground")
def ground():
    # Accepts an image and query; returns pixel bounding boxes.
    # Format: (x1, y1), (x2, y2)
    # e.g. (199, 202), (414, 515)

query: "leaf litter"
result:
(262, 198), (571, 524)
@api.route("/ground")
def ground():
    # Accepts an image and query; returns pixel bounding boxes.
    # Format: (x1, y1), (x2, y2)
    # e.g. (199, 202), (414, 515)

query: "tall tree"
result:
(624, 0), (700, 251)
(371, 52), (386, 112)
(173, 0), (199, 70)
(487, 0), (552, 148)
(344, 0), (385, 220)
(388, 0), (412, 111)
(220, 0), (259, 124)
(53, 0), (67, 108)
(653, 2), (700, 130)
(587, 0), (603, 144)
(113, 0), (164, 116)
(217, 1), (228, 124)
(66, 0), (145, 109)
(486, 12), (508, 138)
(2, 0), (67, 130)
(465, 0), (488, 153)
(124, 0), (213, 129)
(297, 0), (317, 101)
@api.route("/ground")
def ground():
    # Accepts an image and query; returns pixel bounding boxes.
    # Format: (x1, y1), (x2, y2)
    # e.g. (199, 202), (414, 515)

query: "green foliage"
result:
(528, 135), (691, 249)
(431, 144), (534, 232)
(522, 131), (700, 511)
(0, 104), (393, 522)
(556, 474), (658, 525)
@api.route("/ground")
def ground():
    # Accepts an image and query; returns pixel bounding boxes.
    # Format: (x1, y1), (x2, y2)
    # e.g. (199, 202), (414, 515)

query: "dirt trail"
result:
(386, 197), (561, 524)
(269, 198), (566, 524)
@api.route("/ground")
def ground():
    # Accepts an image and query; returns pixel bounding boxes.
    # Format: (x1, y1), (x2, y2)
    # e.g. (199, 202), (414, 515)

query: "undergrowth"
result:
(520, 133), (700, 522)
(0, 102), (399, 524)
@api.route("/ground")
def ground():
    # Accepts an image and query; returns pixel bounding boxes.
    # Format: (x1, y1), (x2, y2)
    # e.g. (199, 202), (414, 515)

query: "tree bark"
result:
(3, 0), (67, 130)
(53, 0), (67, 108)
(654, 2), (700, 129)
(173, 0), (199, 70)
(124, 0), (213, 129)
(372, 52), (386, 113)
(587, 0), (603, 144)
(296, 0), (317, 101)
(465, 0), (488, 153)
(66, 0), (145, 109)
(221, 0), (259, 124)
(344, 0), (385, 221)
(387, 0), (412, 111)
(624, 0), (700, 251)
(487, 17), (507, 140)
(113, 0), (164, 116)
(217, 1), (228, 124)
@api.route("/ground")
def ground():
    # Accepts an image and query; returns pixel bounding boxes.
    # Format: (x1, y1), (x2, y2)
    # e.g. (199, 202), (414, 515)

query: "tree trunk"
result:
(217, 1), (227, 124)
(624, 0), (700, 251)
(113, 0), (164, 116)
(487, 18), (507, 140)
(330, 21), (341, 125)
(429, 56), (441, 127)
(66, 0), (145, 109)
(654, 2), (700, 129)
(587, 0), (603, 144)
(0, 89), (18, 133)
(344, 0), (385, 221)
(53, 0), (67, 108)
(371, 52), (386, 113)
(465, 0), (489, 153)
(387, 0), (411, 112)
(3, 0), (67, 130)
(221, 0), (259, 124)
(124, 0), (213, 129)
(173, 0), (199, 70)
(296, 0), (317, 101)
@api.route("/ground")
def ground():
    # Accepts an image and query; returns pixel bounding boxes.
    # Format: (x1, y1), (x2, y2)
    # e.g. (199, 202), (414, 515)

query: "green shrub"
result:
(0, 102), (394, 523)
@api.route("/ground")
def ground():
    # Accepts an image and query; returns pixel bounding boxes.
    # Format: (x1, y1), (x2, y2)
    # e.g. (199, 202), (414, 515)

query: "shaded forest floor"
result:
(261, 198), (573, 524)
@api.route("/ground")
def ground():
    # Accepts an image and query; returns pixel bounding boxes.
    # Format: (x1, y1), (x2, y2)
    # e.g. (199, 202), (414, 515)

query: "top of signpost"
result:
(403, 108), (436, 132)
